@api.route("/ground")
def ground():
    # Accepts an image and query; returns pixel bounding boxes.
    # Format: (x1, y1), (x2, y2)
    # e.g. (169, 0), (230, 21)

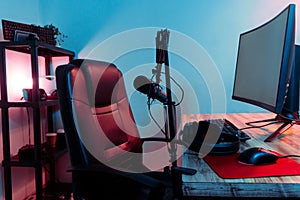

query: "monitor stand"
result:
(246, 112), (300, 142)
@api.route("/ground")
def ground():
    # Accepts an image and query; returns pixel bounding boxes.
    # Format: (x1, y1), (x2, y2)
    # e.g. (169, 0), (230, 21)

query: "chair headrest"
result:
(70, 59), (127, 107)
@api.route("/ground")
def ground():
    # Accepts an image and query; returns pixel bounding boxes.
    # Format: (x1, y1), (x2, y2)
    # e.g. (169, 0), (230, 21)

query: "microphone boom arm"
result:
(154, 29), (197, 198)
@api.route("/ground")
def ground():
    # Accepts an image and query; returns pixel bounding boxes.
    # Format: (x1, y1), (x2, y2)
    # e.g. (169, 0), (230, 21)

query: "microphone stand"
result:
(154, 29), (196, 199)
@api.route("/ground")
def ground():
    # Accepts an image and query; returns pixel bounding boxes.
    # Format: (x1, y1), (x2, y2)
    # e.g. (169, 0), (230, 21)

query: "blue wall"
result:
(0, 1), (299, 131)
(0, 0), (300, 113)
(37, 0), (300, 115)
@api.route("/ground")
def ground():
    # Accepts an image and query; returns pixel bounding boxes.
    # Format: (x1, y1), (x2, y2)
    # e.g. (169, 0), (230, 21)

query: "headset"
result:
(181, 120), (240, 156)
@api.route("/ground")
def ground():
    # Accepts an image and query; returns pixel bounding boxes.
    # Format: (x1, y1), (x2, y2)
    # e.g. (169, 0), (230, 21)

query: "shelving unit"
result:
(0, 40), (74, 200)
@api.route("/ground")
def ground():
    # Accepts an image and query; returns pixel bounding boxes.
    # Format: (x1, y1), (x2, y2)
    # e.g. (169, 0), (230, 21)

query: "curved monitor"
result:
(232, 4), (296, 117)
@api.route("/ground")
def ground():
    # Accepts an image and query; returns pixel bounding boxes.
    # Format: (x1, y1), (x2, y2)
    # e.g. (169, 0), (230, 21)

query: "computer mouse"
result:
(238, 147), (280, 165)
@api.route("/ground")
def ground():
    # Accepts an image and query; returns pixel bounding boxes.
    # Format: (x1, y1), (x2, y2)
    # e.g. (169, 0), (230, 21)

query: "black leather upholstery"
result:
(56, 59), (173, 200)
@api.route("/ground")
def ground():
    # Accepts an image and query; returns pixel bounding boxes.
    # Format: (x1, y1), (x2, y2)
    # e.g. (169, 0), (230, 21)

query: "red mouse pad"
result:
(203, 153), (300, 179)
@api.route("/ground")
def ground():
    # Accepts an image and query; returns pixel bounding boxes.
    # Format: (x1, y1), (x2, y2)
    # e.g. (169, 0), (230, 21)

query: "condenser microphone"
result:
(133, 75), (168, 103)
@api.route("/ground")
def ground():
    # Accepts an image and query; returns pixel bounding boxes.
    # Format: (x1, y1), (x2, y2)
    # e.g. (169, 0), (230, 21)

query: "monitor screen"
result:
(232, 4), (296, 116)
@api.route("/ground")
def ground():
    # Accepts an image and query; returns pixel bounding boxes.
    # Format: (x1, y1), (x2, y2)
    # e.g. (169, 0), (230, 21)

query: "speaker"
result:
(181, 120), (240, 156)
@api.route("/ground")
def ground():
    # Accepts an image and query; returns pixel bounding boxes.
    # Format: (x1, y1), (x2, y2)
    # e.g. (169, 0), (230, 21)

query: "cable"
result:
(147, 75), (183, 136)
(168, 73), (184, 106)
(151, 71), (184, 106)
(159, 72), (184, 106)
(280, 155), (300, 158)
(240, 121), (281, 131)
(147, 97), (167, 137)
(148, 64), (185, 137)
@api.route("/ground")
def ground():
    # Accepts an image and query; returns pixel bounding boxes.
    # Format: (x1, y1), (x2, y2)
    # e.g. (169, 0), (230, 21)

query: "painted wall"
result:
(38, 0), (300, 132)
(38, 0), (300, 111)
(0, 0), (300, 199)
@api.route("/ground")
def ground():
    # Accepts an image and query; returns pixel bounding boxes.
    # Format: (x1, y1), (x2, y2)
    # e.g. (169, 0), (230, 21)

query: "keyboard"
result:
(2, 19), (56, 45)
(204, 118), (251, 142)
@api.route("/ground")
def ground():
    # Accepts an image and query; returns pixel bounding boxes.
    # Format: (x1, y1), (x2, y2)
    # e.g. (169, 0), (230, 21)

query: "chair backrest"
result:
(55, 59), (143, 170)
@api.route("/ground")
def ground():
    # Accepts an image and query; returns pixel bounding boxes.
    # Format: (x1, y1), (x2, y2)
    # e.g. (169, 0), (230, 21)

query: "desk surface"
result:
(181, 113), (300, 198)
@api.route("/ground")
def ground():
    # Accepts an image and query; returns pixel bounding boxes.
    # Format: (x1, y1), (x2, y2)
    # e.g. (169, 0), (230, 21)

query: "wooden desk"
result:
(181, 113), (300, 198)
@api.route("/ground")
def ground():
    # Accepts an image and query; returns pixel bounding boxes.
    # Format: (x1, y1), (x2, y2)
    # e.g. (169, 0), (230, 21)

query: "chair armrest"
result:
(141, 137), (170, 143)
